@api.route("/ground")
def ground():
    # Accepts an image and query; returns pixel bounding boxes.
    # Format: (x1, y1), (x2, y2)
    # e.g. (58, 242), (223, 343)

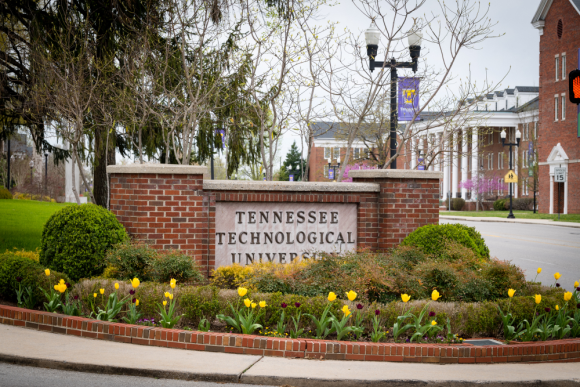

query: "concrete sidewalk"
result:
(2, 325), (580, 386)
(440, 215), (580, 228)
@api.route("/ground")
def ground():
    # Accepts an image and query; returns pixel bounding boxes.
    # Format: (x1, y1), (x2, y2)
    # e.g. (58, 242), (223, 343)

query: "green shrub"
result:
(400, 224), (484, 259)
(451, 198), (465, 211)
(493, 199), (508, 211)
(452, 224), (490, 259)
(414, 261), (459, 299)
(0, 252), (71, 306)
(40, 204), (128, 281)
(0, 186), (12, 199)
(149, 250), (205, 284)
(105, 240), (158, 281)
(482, 258), (526, 299)
(512, 198), (534, 211)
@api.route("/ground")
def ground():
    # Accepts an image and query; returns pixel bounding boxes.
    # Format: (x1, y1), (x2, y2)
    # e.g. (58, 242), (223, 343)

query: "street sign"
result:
(554, 167), (566, 182)
(505, 170), (518, 183)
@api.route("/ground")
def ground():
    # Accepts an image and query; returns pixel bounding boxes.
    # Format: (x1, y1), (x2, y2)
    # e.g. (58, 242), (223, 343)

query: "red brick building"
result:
(532, 0), (580, 214)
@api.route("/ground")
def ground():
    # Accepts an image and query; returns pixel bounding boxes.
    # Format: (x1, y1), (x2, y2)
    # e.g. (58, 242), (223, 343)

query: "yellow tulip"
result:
(537, 268), (542, 274)
(574, 281), (579, 288)
(244, 298), (252, 308)
(164, 292), (170, 298)
(508, 289), (516, 298)
(431, 290), (440, 301)
(163, 300), (167, 306)
(554, 272), (561, 280)
(131, 278), (140, 289)
(59, 279), (65, 285)
(564, 292), (573, 301)
(342, 305), (351, 317)
(328, 292), (337, 302)
(555, 305), (560, 311)
(431, 320), (437, 326)
(93, 293), (97, 298)
(401, 294), (411, 303)
(170, 278), (176, 289)
(251, 303), (257, 309)
(168, 293), (173, 300)
(135, 299), (139, 306)
(534, 294), (541, 304)
(346, 290), (357, 301)
(259, 301), (267, 308)
(99, 288), (104, 295)
(238, 287), (248, 297)
(44, 269), (50, 276)
(114, 283), (119, 290)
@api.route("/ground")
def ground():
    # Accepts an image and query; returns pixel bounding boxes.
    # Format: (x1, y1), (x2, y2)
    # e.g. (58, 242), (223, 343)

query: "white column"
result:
(418, 137), (424, 169)
(443, 138), (449, 199)
(471, 128), (478, 201)
(452, 137), (459, 198)
(411, 138), (417, 169)
(461, 130), (468, 198)
(564, 169), (568, 214)
(549, 174), (554, 214)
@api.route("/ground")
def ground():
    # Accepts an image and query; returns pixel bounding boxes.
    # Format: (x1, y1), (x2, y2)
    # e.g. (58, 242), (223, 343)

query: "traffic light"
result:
(569, 69), (580, 104)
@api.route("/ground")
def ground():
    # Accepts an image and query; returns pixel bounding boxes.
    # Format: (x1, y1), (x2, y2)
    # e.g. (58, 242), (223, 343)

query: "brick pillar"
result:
(350, 169), (442, 250)
(107, 164), (209, 270)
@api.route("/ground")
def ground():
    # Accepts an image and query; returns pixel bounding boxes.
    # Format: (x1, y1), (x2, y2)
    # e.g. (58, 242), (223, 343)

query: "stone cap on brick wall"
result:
(349, 169), (443, 180)
(203, 180), (380, 192)
(107, 163), (208, 175)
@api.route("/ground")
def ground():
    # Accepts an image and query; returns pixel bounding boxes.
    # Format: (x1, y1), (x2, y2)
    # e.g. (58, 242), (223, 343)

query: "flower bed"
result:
(2, 304), (580, 364)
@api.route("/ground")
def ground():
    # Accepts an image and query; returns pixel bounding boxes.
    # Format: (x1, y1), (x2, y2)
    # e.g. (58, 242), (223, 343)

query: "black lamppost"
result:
(500, 128), (521, 219)
(44, 152), (48, 198)
(288, 164), (301, 181)
(29, 159), (34, 184)
(326, 156), (340, 181)
(365, 22), (422, 169)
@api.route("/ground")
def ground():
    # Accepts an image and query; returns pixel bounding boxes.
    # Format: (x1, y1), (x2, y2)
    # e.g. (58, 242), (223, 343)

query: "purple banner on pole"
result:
(328, 168), (334, 180)
(216, 129), (226, 149)
(398, 77), (420, 121)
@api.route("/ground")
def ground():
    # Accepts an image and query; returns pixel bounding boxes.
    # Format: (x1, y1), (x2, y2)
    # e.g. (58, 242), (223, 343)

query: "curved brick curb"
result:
(2, 305), (580, 364)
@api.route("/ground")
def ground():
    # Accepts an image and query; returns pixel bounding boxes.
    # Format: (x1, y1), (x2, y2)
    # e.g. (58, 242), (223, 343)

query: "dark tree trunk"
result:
(93, 127), (115, 208)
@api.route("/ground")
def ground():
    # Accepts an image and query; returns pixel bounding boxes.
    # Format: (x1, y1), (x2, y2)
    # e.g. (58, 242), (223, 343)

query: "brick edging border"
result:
(2, 305), (579, 364)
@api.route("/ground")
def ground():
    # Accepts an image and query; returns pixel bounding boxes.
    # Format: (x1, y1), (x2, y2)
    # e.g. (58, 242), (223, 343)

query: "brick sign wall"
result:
(107, 164), (441, 275)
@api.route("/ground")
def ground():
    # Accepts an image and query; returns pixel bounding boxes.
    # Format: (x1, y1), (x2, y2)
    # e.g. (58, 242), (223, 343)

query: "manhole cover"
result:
(464, 339), (504, 346)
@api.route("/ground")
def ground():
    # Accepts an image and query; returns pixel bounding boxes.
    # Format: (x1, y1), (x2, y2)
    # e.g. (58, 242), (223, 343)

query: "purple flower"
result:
(130, 289), (135, 295)
(294, 302), (301, 308)
(65, 283), (71, 289)
(429, 311), (436, 317)
(577, 287), (580, 292)
(356, 303), (363, 310)
(16, 276), (22, 283)
(577, 303), (580, 309)
(74, 295), (79, 300)
(281, 303), (288, 308)
(545, 307), (551, 313)
(375, 309), (380, 316)
(132, 298), (136, 303)
(556, 283), (561, 288)
(405, 338), (410, 343)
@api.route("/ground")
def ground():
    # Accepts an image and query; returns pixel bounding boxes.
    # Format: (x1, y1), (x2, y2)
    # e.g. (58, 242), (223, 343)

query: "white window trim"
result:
(555, 95), (559, 121)
(561, 93), (566, 120)
(562, 53), (566, 80)
(333, 147), (340, 159)
(555, 54), (560, 81)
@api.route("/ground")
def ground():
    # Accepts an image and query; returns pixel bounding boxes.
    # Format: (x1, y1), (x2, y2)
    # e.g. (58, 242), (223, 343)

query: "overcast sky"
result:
(279, 0), (542, 160)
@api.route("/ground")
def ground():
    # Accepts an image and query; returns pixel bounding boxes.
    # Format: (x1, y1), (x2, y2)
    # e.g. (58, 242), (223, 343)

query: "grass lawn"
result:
(0, 200), (74, 252)
(440, 210), (580, 223)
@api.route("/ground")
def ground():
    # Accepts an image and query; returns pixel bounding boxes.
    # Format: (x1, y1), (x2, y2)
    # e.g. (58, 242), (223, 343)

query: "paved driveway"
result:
(440, 219), (580, 291)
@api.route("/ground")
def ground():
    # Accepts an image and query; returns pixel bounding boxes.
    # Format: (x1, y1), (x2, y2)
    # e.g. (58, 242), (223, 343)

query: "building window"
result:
(324, 164), (329, 178)
(479, 155), (484, 170)
(498, 152), (504, 170)
(363, 148), (369, 159)
(555, 56), (559, 81)
(324, 147), (331, 159)
(488, 131), (493, 145)
(333, 147), (340, 160)
(562, 53), (566, 79)
(354, 148), (360, 159)
(534, 122), (538, 140)
(562, 95), (566, 120)
(523, 150), (528, 168)
(501, 178), (505, 195)
(555, 96), (559, 121)
(487, 153), (493, 170)
(524, 123), (529, 140)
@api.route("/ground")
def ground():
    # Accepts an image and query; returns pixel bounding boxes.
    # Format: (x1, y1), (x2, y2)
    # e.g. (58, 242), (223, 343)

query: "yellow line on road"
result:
(481, 234), (580, 249)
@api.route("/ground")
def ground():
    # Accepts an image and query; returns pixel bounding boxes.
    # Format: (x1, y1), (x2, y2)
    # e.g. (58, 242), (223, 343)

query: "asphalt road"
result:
(440, 219), (580, 291)
(0, 363), (272, 387)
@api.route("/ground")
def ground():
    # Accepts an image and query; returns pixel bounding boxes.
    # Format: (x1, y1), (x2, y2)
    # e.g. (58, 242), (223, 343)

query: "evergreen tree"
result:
(280, 141), (305, 181)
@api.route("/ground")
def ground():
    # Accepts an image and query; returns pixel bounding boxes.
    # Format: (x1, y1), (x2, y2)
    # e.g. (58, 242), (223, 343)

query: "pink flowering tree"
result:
(341, 163), (377, 182)
(459, 174), (506, 211)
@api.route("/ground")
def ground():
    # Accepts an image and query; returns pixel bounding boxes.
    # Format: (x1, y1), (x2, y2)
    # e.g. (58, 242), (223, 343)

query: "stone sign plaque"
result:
(214, 202), (357, 267)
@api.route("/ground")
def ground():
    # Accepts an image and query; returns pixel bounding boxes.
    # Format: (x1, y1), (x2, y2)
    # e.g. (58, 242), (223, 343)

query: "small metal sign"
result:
(505, 170), (518, 183)
(328, 168), (335, 180)
(554, 167), (566, 182)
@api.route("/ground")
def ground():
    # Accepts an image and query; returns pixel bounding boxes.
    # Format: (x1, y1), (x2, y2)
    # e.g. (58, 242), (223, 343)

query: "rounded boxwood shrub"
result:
(401, 224), (484, 259)
(493, 198), (508, 211)
(0, 252), (71, 305)
(40, 204), (128, 281)
(451, 198), (465, 211)
(452, 224), (490, 259)
(0, 186), (12, 199)
(104, 240), (158, 281)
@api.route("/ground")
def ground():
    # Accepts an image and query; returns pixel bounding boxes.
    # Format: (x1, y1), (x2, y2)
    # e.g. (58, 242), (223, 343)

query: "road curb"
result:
(2, 353), (580, 387)
(440, 216), (580, 229)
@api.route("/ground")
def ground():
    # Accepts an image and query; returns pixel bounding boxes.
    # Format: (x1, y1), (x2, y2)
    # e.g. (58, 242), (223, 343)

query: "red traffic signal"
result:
(570, 69), (580, 104)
